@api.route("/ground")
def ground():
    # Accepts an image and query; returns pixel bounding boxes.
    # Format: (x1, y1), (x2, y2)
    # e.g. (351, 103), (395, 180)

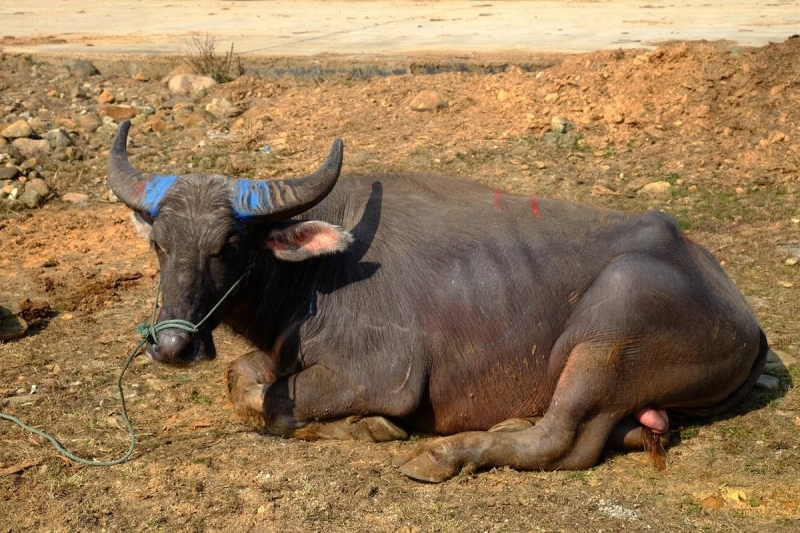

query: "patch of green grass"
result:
(680, 426), (700, 440)
(566, 471), (587, 482)
(570, 133), (590, 153)
(680, 497), (703, 517)
(189, 390), (212, 405)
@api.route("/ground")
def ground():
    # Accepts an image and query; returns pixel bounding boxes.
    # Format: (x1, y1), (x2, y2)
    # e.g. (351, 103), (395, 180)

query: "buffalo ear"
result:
(265, 221), (353, 262)
(130, 212), (153, 240)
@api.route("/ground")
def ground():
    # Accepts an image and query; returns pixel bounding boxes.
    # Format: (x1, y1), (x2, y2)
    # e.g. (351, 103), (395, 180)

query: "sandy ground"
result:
(1, 0), (799, 57)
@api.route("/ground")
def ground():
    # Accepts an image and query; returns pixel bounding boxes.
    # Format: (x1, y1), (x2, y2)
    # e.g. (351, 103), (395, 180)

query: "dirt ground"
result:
(1, 36), (799, 531)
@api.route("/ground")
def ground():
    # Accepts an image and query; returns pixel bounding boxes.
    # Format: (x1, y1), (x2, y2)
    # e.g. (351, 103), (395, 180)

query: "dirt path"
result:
(2, 0), (799, 57)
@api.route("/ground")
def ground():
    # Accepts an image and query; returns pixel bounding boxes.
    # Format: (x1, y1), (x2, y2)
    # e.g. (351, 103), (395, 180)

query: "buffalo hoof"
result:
(292, 415), (408, 442)
(393, 438), (467, 483)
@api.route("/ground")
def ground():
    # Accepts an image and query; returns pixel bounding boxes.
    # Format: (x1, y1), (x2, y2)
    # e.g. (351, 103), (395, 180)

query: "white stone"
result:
(168, 74), (218, 95)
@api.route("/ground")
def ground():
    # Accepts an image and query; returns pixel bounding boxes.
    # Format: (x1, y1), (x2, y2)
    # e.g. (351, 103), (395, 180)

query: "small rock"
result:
(755, 374), (780, 390)
(61, 192), (89, 204)
(496, 90), (509, 102)
(19, 157), (38, 173)
(99, 104), (137, 122)
(765, 349), (796, 372)
(70, 86), (88, 99)
(78, 113), (103, 133)
(102, 189), (119, 203)
(769, 131), (787, 144)
(127, 63), (150, 81)
(65, 146), (83, 162)
(98, 89), (116, 104)
(0, 145), (23, 164)
(162, 96), (195, 109)
(130, 114), (148, 127)
(0, 167), (19, 181)
(45, 128), (73, 149)
(409, 90), (447, 112)
(191, 87), (208, 100)
(25, 178), (50, 197)
(12, 138), (50, 157)
(205, 98), (234, 118)
(97, 117), (120, 135)
(134, 105), (156, 117)
(785, 257), (799, 266)
(637, 181), (672, 199)
(544, 93), (559, 103)
(168, 74), (218, 95)
(175, 113), (206, 128)
(551, 116), (572, 135)
(0, 302), (28, 341)
(163, 63), (198, 82)
(1, 120), (35, 139)
(143, 116), (168, 133)
(72, 60), (100, 77)
(3, 198), (23, 211)
(18, 190), (43, 209)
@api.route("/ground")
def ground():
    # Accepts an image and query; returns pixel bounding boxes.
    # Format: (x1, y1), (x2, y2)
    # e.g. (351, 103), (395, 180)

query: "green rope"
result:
(0, 254), (255, 467)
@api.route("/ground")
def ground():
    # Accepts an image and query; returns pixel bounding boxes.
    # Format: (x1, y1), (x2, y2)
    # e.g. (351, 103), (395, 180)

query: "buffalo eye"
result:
(210, 241), (236, 259)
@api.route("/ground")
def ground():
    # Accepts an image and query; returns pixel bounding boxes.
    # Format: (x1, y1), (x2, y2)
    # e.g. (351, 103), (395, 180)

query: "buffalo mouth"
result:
(146, 329), (217, 366)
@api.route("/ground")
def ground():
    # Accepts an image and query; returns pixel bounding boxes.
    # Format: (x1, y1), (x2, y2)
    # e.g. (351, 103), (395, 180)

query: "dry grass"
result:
(184, 34), (242, 83)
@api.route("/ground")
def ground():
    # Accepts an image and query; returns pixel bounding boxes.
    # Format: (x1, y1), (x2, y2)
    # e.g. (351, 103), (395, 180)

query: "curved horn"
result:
(107, 120), (177, 217)
(231, 139), (344, 223)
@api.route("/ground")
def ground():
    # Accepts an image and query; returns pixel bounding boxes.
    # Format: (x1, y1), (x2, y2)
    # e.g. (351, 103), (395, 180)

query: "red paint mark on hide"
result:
(133, 180), (146, 200)
(530, 196), (540, 219)
(493, 189), (503, 211)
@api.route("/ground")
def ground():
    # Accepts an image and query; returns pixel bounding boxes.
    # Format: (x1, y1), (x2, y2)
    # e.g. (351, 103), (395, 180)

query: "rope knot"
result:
(136, 322), (157, 344)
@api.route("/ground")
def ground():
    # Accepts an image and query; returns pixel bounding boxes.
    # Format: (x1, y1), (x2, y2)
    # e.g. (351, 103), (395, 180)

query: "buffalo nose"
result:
(149, 330), (193, 364)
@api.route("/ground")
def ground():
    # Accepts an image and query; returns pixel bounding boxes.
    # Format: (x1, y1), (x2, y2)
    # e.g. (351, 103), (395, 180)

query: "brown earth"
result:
(1, 38), (799, 531)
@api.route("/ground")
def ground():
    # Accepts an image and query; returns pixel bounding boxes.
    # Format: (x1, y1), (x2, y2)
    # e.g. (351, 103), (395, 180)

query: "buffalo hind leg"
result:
(488, 415), (669, 469)
(395, 342), (626, 482)
(227, 353), (407, 443)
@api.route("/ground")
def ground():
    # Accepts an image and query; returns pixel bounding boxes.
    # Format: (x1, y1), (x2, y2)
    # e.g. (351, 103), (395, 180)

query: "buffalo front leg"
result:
(227, 357), (408, 443)
(227, 350), (277, 424)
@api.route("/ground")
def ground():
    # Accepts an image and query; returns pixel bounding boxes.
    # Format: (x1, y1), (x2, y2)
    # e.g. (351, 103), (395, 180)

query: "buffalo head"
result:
(108, 121), (352, 365)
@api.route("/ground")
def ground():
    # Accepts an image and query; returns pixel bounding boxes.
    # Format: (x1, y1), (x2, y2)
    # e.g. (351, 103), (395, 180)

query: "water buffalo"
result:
(108, 120), (767, 482)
